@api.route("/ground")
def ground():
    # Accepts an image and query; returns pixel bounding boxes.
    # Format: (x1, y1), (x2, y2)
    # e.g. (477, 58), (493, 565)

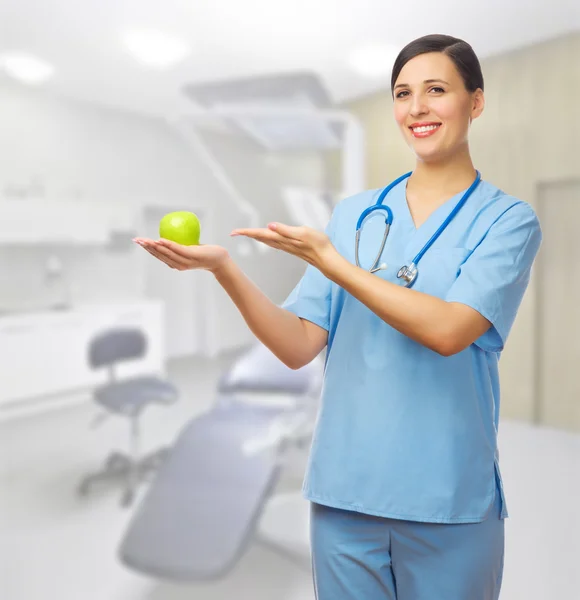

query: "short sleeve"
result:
(445, 203), (542, 352)
(280, 207), (340, 331)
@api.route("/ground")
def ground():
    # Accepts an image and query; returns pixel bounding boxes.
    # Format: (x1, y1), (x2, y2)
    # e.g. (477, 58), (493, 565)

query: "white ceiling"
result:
(0, 0), (578, 118)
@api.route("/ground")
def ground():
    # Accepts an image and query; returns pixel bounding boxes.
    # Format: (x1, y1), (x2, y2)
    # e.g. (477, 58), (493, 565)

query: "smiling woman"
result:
(135, 33), (542, 600)
(392, 37), (485, 171)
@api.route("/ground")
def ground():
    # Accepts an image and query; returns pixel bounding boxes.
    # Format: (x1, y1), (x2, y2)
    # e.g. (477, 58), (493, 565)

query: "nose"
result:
(409, 93), (429, 117)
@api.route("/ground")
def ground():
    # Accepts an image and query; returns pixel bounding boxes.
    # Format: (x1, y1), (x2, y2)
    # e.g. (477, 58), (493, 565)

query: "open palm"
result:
(133, 237), (229, 272)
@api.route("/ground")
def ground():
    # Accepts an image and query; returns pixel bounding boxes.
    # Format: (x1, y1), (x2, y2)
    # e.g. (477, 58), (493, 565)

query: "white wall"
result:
(0, 81), (327, 354)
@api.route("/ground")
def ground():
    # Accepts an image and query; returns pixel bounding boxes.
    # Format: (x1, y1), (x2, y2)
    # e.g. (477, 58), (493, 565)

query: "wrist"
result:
(211, 254), (235, 279)
(318, 247), (346, 280)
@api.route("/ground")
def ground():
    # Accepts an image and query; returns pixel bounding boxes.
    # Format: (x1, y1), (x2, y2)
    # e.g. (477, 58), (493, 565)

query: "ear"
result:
(470, 88), (485, 121)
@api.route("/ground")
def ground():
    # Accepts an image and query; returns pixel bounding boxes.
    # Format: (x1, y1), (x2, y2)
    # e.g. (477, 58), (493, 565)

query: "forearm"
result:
(322, 254), (455, 354)
(212, 257), (317, 368)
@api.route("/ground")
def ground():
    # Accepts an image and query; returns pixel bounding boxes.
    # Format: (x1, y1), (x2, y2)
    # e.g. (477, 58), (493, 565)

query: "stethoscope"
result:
(354, 170), (482, 287)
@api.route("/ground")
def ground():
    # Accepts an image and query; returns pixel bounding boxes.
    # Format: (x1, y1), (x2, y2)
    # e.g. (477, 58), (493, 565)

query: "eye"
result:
(429, 86), (445, 93)
(395, 90), (409, 99)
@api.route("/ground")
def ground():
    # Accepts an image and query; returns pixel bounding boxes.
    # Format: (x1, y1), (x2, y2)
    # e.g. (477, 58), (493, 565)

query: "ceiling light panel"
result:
(0, 52), (55, 85)
(123, 29), (191, 68)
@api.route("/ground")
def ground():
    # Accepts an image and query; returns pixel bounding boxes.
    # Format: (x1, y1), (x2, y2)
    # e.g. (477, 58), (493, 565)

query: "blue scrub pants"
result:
(310, 486), (504, 600)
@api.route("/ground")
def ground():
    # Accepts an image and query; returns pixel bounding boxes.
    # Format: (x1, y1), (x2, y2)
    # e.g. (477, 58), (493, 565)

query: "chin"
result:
(409, 138), (459, 165)
(412, 146), (448, 164)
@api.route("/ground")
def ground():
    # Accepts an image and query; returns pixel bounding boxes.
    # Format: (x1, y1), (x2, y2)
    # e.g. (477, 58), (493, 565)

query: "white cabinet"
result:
(0, 201), (138, 245)
(0, 321), (48, 402)
(0, 301), (165, 408)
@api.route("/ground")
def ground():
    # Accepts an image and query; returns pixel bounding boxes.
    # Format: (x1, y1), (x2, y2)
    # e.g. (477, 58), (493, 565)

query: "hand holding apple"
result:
(134, 211), (229, 273)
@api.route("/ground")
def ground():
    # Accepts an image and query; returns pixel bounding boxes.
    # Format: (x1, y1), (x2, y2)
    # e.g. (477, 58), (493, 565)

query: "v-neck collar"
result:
(394, 180), (471, 260)
(402, 179), (467, 232)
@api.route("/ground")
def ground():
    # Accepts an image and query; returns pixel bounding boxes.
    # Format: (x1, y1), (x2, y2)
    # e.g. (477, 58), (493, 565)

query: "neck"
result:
(410, 146), (477, 194)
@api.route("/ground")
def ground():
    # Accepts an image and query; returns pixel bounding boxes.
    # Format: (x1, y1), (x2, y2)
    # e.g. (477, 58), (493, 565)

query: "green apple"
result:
(159, 211), (201, 245)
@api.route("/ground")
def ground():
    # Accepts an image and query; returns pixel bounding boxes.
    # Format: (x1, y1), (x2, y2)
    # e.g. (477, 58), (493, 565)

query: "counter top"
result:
(0, 299), (163, 326)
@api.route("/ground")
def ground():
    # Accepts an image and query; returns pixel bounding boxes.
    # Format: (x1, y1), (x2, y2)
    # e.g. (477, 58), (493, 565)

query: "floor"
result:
(0, 351), (578, 600)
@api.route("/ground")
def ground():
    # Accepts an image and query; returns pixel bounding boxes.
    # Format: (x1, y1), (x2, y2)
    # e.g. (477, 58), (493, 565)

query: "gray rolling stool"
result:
(78, 327), (178, 507)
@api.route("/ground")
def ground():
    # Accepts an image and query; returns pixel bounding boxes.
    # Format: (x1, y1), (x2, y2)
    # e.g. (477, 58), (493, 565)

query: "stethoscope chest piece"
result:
(397, 263), (418, 287)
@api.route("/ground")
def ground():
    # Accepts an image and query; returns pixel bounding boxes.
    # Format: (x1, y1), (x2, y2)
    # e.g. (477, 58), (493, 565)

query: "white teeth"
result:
(412, 125), (439, 133)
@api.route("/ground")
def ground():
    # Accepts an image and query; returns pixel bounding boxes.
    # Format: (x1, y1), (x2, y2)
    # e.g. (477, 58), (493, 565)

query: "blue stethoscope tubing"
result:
(355, 170), (482, 287)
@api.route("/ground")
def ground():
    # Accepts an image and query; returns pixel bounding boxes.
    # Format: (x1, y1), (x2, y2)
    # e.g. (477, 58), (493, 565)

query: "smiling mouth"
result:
(409, 123), (442, 137)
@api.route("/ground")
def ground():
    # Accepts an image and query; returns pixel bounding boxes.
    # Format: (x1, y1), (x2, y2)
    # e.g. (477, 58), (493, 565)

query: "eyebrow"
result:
(394, 79), (450, 90)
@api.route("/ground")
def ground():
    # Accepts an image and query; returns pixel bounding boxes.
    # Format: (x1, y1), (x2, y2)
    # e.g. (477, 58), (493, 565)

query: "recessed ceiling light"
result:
(123, 29), (190, 69)
(0, 52), (54, 85)
(347, 43), (400, 79)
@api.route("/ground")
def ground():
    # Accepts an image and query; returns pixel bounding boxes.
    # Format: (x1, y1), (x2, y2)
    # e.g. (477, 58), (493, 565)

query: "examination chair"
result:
(118, 342), (323, 581)
(78, 327), (178, 507)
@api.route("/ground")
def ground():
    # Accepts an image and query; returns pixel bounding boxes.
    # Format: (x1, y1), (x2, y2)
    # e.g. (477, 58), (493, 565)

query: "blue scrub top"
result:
(282, 177), (542, 524)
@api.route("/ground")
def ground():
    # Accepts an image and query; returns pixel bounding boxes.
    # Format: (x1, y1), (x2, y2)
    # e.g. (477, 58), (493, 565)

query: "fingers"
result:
(149, 242), (192, 268)
(231, 227), (297, 247)
(267, 222), (305, 241)
(230, 227), (272, 239)
(231, 224), (304, 243)
(156, 238), (196, 256)
(231, 228), (274, 244)
(134, 239), (190, 270)
(232, 232), (296, 256)
(142, 244), (177, 268)
(232, 231), (288, 252)
(136, 237), (198, 258)
(156, 238), (180, 249)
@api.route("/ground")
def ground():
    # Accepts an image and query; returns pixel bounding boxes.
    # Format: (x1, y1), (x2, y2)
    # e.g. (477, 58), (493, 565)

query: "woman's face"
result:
(392, 52), (484, 163)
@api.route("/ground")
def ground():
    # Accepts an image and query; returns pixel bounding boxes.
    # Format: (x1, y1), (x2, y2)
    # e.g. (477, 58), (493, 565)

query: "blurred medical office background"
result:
(0, 2), (578, 599)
